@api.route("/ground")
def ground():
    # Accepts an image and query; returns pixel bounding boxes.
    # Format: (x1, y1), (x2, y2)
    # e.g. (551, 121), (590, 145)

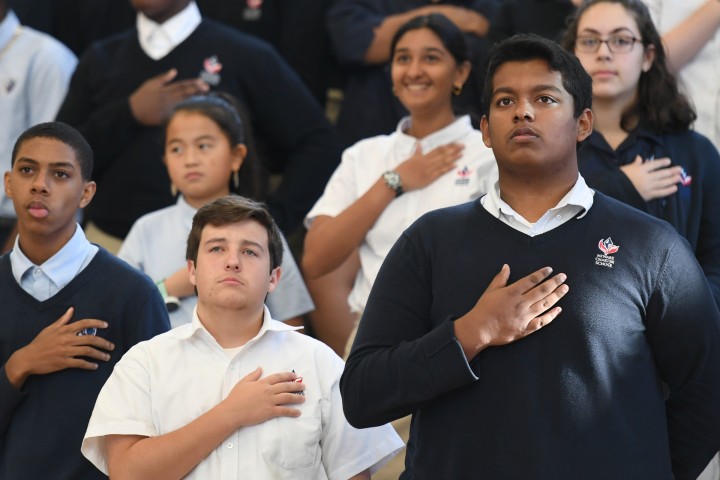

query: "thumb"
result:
(633, 154), (644, 165)
(161, 68), (178, 84)
(487, 264), (510, 290)
(54, 307), (75, 326)
(240, 367), (262, 383)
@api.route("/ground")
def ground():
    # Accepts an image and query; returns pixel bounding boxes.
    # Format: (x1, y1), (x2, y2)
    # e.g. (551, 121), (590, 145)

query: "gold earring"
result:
(232, 170), (240, 190)
(170, 183), (177, 196)
(392, 86), (398, 96)
(452, 84), (463, 96)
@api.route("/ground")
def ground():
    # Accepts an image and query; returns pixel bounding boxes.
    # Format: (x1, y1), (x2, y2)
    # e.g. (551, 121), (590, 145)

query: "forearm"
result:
(364, 7), (433, 64)
(163, 268), (196, 299)
(303, 179), (395, 278)
(3, 349), (30, 390)
(660, 0), (720, 72)
(108, 401), (238, 480)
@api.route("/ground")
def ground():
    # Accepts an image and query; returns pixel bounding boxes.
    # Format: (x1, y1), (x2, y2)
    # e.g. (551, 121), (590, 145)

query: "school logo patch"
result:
(291, 369), (305, 396)
(455, 166), (472, 185)
(243, 0), (263, 20)
(596, 237), (619, 268)
(199, 56), (222, 86)
(680, 167), (692, 187)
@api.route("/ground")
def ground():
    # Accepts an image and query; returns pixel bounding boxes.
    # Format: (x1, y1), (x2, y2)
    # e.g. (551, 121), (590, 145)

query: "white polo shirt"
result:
(82, 306), (403, 479)
(306, 115), (497, 313)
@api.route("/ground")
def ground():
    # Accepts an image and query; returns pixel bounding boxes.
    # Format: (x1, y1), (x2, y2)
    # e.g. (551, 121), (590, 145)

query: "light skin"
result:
(3, 137), (114, 389)
(454, 58), (592, 360)
(106, 220), (368, 479)
(574, 2), (682, 200)
(161, 110), (245, 299)
(303, 27), (470, 279)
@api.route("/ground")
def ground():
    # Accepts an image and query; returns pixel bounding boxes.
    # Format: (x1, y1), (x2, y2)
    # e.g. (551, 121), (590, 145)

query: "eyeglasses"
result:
(575, 35), (641, 53)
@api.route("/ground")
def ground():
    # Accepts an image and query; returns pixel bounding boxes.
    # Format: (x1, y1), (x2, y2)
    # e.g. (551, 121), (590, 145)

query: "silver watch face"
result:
(383, 171), (401, 189)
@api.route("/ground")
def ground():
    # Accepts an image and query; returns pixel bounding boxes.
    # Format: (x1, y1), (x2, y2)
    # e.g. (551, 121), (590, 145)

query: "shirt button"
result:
(556, 214), (562, 220)
(227, 443), (234, 449)
(34, 269), (42, 276)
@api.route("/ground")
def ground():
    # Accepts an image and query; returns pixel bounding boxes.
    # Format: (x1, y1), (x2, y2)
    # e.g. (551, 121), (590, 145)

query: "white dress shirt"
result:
(306, 115), (498, 313)
(481, 175), (595, 236)
(82, 306), (403, 479)
(136, 1), (201, 60)
(10, 224), (98, 301)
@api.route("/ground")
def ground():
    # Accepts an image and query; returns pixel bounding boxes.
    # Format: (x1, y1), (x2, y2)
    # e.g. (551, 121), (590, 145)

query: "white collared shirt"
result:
(136, 1), (201, 60)
(10, 224), (99, 301)
(306, 115), (497, 312)
(82, 306), (403, 479)
(481, 175), (595, 236)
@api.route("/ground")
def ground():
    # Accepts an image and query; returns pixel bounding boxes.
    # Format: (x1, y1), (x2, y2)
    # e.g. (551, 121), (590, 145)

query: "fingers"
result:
(523, 306), (562, 335)
(510, 266), (554, 295)
(261, 371), (299, 385)
(272, 406), (303, 418)
(167, 78), (209, 98)
(486, 264), (511, 291)
(52, 307), (75, 326)
(161, 68), (178, 84)
(527, 279), (569, 316)
(240, 367), (263, 383)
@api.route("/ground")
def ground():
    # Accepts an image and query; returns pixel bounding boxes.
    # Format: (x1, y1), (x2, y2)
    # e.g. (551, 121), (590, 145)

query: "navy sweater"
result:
(0, 249), (170, 479)
(57, 19), (341, 237)
(578, 128), (720, 306)
(341, 193), (720, 480)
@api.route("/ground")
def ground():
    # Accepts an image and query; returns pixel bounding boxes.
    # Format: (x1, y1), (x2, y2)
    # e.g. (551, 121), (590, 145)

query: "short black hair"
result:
(482, 34), (592, 119)
(12, 122), (94, 181)
(186, 195), (283, 272)
(390, 13), (470, 65)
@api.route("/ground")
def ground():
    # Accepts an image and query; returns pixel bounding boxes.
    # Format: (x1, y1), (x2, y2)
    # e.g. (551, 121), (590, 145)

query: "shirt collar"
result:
(177, 194), (197, 223)
(394, 115), (474, 158)
(0, 10), (21, 49)
(136, 1), (201, 60)
(483, 174), (595, 222)
(10, 223), (96, 288)
(181, 305), (303, 344)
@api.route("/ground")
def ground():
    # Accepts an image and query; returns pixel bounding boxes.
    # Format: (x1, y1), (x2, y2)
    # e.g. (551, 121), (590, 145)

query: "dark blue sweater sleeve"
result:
(0, 365), (26, 438)
(645, 237), (720, 480)
(340, 230), (478, 428)
(694, 134), (720, 308)
(326, 0), (386, 66)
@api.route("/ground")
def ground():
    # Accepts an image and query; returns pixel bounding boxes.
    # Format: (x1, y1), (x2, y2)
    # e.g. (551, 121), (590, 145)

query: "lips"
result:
(591, 70), (617, 79)
(184, 171), (203, 181)
(27, 201), (49, 219)
(219, 276), (242, 285)
(511, 127), (539, 140)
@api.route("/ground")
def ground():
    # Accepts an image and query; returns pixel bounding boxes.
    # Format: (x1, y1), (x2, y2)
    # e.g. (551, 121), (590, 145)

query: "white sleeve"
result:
(81, 345), (157, 474)
(319, 353), (404, 479)
(117, 218), (148, 273)
(27, 38), (77, 124)
(265, 235), (315, 321)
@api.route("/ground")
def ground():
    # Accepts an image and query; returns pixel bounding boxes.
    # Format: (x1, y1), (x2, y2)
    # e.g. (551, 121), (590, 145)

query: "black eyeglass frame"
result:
(575, 35), (643, 53)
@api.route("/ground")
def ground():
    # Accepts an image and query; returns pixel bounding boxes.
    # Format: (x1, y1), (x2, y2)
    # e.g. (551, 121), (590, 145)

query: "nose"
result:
(225, 250), (241, 271)
(406, 58), (422, 78)
(513, 100), (535, 122)
(184, 148), (200, 166)
(31, 174), (49, 194)
(596, 40), (613, 59)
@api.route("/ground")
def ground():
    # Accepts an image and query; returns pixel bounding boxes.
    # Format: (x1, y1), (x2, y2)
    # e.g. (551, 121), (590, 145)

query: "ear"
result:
(453, 60), (471, 89)
(480, 115), (492, 148)
(4, 171), (12, 199)
(267, 266), (281, 294)
(79, 181), (96, 209)
(642, 44), (655, 73)
(230, 143), (247, 173)
(187, 259), (197, 287)
(576, 108), (594, 142)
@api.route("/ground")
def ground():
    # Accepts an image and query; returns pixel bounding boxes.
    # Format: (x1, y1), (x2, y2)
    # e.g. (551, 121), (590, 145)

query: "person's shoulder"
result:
(91, 248), (157, 289)
(18, 25), (75, 57)
(130, 203), (180, 230)
(195, 18), (276, 53)
(271, 326), (342, 361)
(344, 131), (397, 156)
(591, 191), (678, 236)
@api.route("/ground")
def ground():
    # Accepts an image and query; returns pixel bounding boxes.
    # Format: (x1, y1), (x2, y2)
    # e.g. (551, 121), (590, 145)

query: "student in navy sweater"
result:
(340, 35), (720, 479)
(0, 122), (170, 479)
(56, 0), (341, 242)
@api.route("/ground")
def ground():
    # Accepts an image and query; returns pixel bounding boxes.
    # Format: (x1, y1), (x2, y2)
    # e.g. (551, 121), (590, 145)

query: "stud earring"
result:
(170, 183), (177, 197)
(452, 84), (463, 96)
(233, 170), (240, 190)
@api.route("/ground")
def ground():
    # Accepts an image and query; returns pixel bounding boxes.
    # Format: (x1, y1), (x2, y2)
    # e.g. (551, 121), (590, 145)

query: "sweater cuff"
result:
(423, 319), (479, 392)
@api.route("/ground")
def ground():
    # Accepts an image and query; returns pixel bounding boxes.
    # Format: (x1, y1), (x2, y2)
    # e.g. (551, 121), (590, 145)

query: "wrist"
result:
(156, 279), (181, 313)
(5, 350), (30, 390)
(381, 170), (404, 197)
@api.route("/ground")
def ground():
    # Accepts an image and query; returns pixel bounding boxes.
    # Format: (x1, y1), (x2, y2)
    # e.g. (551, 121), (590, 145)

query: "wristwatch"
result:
(382, 170), (404, 197)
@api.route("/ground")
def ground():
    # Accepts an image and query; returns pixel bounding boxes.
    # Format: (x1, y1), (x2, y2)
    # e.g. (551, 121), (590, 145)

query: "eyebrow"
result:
(394, 46), (447, 55)
(579, 27), (638, 36)
(15, 158), (77, 170)
(492, 84), (565, 96)
(203, 237), (266, 252)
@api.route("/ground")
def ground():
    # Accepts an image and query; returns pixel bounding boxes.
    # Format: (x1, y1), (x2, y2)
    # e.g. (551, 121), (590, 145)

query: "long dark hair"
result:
(166, 92), (267, 200)
(390, 13), (470, 65)
(562, 0), (696, 133)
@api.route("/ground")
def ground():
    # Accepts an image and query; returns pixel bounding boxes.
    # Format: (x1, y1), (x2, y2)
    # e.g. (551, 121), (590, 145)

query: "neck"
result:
(196, 302), (264, 348)
(17, 223), (77, 265)
(407, 106), (456, 139)
(592, 95), (639, 150)
(498, 167), (578, 223)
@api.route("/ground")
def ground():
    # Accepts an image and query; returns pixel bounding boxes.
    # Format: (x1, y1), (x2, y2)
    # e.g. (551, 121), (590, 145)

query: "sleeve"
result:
(117, 219), (146, 272)
(577, 148), (647, 211)
(0, 365), (27, 438)
(644, 236), (720, 480)
(26, 39), (77, 125)
(55, 45), (143, 179)
(304, 143), (363, 226)
(124, 276), (171, 347)
(487, 0), (516, 45)
(326, 0), (386, 66)
(238, 40), (341, 233)
(694, 137), (720, 308)
(81, 345), (157, 475)
(319, 351), (403, 480)
(265, 235), (315, 321)
(340, 227), (479, 428)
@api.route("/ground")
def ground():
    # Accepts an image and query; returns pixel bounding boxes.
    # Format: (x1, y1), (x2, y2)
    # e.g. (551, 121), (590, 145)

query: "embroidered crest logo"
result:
(680, 167), (692, 187)
(455, 166), (472, 186)
(199, 56), (222, 86)
(243, 0), (263, 20)
(596, 237), (619, 268)
(291, 369), (305, 396)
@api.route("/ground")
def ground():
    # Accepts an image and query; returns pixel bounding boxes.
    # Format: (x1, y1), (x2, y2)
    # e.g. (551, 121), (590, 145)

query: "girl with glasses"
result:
(562, 0), (720, 310)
